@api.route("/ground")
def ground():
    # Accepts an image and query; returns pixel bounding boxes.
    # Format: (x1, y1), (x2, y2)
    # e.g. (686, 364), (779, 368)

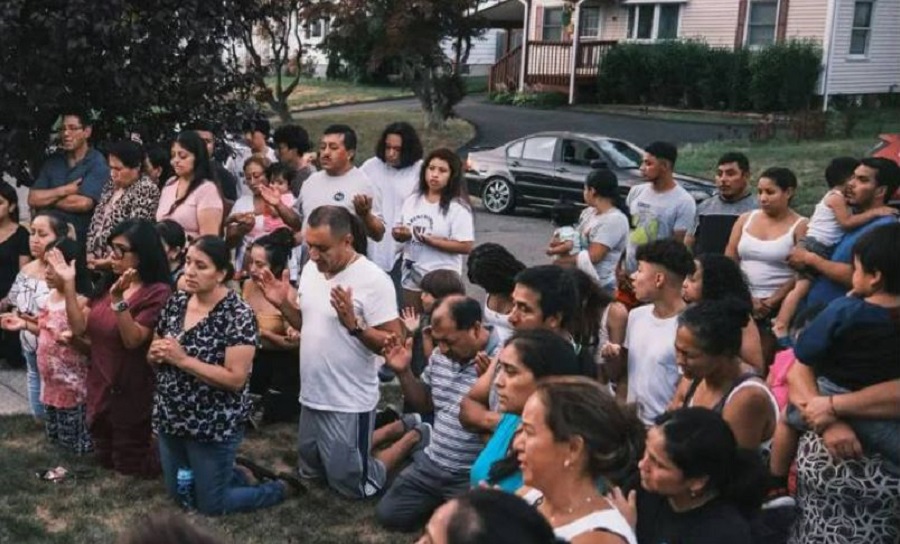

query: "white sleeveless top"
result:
(806, 188), (844, 246)
(522, 489), (638, 544)
(483, 298), (514, 346)
(737, 210), (805, 298)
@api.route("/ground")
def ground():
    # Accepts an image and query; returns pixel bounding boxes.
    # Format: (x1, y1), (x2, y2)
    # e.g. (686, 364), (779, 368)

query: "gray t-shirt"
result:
(690, 191), (758, 256)
(577, 207), (629, 289)
(625, 183), (696, 272)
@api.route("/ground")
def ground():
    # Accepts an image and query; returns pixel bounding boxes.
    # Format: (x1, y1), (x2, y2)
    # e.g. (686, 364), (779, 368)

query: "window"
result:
(542, 8), (564, 41)
(561, 139), (601, 167)
(507, 140), (524, 159)
(627, 4), (681, 41)
(746, 0), (778, 47)
(579, 7), (601, 38)
(522, 137), (558, 162)
(850, 0), (873, 55)
(597, 140), (643, 169)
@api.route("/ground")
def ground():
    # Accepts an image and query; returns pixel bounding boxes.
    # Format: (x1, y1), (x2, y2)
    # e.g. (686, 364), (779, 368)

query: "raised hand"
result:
(474, 351), (492, 376)
(258, 183), (283, 207)
(330, 285), (357, 331)
(382, 334), (413, 374)
(400, 307), (420, 333)
(254, 268), (291, 308)
(46, 248), (76, 285)
(110, 268), (138, 300)
(352, 194), (373, 217)
(605, 487), (637, 529)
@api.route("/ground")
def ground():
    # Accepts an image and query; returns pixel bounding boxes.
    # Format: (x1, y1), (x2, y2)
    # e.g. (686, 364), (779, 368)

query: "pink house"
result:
(482, 0), (900, 107)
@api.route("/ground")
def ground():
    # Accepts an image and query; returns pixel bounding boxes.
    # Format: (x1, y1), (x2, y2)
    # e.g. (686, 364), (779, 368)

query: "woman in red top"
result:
(63, 219), (172, 476)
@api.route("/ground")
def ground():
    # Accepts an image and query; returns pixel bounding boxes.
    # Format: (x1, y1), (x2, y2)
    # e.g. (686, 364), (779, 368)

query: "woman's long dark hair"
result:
(567, 268), (613, 378)
(166, 131), (214, 215)
(585, 168), (630, 222)
(417, 148), (470, 214)
(0, 180), (21, 223)
(656, 408), (766, 515)
(375, 122), (423, 169)
(695, 254), (753, 314)
(250, 228), (294, 278)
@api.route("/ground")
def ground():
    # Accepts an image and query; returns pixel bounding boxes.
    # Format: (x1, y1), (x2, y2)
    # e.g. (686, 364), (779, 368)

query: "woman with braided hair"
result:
(466, 243), (525, 345)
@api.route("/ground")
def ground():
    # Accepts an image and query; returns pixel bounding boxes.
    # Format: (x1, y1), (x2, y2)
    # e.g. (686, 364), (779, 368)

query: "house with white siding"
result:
(482, 0), (900, 107)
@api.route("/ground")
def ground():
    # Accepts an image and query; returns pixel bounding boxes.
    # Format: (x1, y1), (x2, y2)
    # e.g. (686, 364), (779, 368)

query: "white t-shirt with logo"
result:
(361, 157), (422, 271)
(399, 195), (475, 277)
(624, 305), (681, 426)
(294, 167), (383, 230)
(297, 256), (398, 413)
(624, 183), (696, 273)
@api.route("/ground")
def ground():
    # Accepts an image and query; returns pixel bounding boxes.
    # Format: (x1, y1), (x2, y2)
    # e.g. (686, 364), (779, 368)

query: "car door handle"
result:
(556, 167), (569, 173)
(510, 161), (520, 167)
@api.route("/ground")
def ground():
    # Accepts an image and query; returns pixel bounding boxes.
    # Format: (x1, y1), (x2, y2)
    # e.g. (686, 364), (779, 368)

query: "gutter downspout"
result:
(569, 0), (587, 105)
(518, 0), (532, 91)
(821, 0), (839, 111)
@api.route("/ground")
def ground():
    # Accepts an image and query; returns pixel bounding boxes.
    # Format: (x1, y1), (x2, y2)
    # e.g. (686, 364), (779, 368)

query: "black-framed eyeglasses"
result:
(110, 243), (134, 258)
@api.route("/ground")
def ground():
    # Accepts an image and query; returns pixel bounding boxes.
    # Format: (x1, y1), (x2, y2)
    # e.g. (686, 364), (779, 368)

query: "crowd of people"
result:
(1, 105), (899, 544)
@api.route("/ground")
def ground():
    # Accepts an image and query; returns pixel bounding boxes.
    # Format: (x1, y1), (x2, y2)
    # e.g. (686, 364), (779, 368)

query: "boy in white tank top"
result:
(773, 158), (898, 343)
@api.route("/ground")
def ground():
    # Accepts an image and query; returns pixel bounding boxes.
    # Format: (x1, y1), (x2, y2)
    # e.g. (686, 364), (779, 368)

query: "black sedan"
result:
(465, 131), (716, 214)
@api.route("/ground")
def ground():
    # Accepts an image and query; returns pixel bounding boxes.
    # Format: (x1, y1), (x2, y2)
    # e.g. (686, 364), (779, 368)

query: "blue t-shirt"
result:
(805, 216), (898, 309)
(794, 295), (900, 391)
(33, 149), (109, 240)
(469, 413), (522, 492)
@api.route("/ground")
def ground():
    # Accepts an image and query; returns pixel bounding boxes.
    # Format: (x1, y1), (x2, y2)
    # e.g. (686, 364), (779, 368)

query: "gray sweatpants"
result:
(374, 452), (470, 532)
(296, 406), (387, 499)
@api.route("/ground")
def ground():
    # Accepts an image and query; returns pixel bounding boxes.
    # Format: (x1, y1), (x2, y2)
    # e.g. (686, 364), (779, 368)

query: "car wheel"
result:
(481, 177), (515, 214)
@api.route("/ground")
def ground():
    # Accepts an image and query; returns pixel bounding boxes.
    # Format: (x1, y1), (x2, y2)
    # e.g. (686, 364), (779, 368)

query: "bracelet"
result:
(828, 395), (838, 417)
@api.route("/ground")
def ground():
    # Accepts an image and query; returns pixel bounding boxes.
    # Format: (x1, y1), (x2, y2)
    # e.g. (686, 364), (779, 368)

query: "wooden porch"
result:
(489, 40), (617, 96)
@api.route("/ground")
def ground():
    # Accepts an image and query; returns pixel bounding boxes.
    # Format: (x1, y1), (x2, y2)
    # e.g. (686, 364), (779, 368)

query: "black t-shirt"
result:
(212, 162), (239, 202)
(0, 225), (30, 297)
(636, 492), (753, 544)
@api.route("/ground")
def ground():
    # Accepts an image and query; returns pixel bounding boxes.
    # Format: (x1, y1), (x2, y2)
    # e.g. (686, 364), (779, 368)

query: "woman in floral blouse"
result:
(148, 235), (298, 515)
(86, 140), (160, 271)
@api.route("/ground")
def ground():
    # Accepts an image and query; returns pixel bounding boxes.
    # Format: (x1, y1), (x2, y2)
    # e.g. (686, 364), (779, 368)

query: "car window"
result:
(522, 137), (557, 162)
(507, 140), (524, 159)
(561, 139), (601, 167)
(597, 139), (643, 168)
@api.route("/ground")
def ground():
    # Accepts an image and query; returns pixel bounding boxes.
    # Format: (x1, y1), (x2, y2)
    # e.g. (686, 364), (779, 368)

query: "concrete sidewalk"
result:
(0, 368), (29, 415)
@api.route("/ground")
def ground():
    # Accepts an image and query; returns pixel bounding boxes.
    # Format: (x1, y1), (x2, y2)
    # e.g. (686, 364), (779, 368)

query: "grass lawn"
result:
(571, 104), (759, 126)
(289, 109), (476, 161)
(0, 413), (397, 544)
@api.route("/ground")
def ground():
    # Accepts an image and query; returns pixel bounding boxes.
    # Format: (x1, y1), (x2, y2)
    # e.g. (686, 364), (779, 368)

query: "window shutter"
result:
(776, 0), (790, 42)
(734, 0), (749, 48)
(535, 5), (545, 40)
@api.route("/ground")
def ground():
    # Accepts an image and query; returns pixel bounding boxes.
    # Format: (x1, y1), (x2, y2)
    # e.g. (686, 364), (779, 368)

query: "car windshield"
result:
(596, 139), (643, 169)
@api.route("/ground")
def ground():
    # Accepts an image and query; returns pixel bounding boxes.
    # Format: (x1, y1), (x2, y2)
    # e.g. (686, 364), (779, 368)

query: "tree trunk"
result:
(270, 97), (294, 124)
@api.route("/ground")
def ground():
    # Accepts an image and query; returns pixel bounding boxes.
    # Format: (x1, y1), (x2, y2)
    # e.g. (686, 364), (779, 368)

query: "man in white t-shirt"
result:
(622, 142), (696, 275)
(604, 239), (695, 425)
(256, 205), (409, 499)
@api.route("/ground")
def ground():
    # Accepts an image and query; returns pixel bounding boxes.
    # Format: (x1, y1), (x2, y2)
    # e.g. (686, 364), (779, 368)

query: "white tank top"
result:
(522, 489), (638, 544)
(806, 188), (844, 246)
(737, 210), (804, 298)
(483, 298), (514, 346)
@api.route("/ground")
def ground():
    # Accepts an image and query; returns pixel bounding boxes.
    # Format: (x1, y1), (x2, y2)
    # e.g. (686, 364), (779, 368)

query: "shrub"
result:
(511, 89), (568, 109)
(598, 40), (821, 113)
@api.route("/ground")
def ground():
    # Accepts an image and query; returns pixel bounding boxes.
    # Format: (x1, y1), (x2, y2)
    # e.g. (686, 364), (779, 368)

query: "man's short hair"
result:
(825, 157), (860, 188)
(646, 141), (678, 167)
(635, 239), (695, 279)
(323, 124), (358, 152)
(273, 124), (311, 154)
(853, 223), (900, 295)
(307, 205), (353, 238)
(60, 107), (92, 128)
(514, 265), (579, 328)
(437, 296), (483, 330)
(859, 157), (900, 201)
(242, 117), (271, 138)
(717, 152), (750, 173)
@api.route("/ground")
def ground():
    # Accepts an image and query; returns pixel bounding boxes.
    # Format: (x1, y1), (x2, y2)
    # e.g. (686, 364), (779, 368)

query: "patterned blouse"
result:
(37, 297), (89, 408)
(152, 290), (258, 442)
(86, 176), (160, 259)
(6, 272), (50, 352)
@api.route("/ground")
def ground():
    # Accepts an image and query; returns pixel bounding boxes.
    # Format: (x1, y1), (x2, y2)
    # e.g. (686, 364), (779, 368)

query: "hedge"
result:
(597, 40), (821, 112)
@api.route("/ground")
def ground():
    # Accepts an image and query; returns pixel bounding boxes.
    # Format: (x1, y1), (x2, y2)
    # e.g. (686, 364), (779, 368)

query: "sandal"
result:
(235, 457), (279, 482)
(276, 472), (307, 496)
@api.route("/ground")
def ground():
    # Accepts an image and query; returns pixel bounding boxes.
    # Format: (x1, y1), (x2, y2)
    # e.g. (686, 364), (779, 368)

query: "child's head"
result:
(249, 228), (294, 279)
(29, 211), (71, 260)
(550, 199), (580, 228)
(0, 182), (20, 224)
(632, 239), (695, 303)
(466, 243), (526, 297)
(267, 162), (296, 195)
(155, 219), (187, 271)
(851, 223), (900, 296)
(420, 269), (466, 313)
(825, 156), (860, 189)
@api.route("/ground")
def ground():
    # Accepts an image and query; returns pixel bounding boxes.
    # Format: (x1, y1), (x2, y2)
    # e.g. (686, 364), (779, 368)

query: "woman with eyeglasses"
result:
(62, 219), (172, 476)
(86, 141), (160, 272)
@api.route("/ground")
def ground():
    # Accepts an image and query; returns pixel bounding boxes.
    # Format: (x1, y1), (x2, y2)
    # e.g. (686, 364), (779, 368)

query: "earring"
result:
(689, 489), (698, 498)
(563, 459), (570, 469)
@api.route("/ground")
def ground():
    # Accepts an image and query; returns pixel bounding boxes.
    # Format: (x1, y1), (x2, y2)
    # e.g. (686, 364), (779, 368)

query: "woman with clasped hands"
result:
(148, 235), (298, 515)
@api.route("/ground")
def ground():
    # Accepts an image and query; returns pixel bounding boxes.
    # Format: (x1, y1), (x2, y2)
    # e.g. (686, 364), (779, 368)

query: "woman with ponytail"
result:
(608, 407), (766, 544)
(513, 377), (644, 543)
(669, 299), (778, 452)
(555, 169), (630, 295)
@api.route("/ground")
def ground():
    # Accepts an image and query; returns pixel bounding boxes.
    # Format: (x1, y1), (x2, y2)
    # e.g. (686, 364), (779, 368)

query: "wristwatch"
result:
(111, 299), (130, 313)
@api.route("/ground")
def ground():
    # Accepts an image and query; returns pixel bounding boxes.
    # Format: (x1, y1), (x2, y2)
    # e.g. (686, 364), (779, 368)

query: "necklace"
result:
(544, 494), (599, 524)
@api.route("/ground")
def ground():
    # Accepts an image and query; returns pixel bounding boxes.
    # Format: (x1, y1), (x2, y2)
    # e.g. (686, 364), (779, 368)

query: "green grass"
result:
(289, 108), (476, 161)
(0, 409), (403, 543)
(264, 76), (413, 111)
(571, 104), (759, 126)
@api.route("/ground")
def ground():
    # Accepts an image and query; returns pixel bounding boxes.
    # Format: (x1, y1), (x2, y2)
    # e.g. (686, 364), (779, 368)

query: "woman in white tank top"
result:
(513, 378), (643, 544)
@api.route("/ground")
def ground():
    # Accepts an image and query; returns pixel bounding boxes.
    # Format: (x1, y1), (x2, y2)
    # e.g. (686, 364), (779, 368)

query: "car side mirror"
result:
(590, 160), (609, 170)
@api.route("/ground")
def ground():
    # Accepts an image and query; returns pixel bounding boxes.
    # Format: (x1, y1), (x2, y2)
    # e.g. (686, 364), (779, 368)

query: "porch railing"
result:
(488, 45), (522, 93)
(489, 40), (617, 92)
